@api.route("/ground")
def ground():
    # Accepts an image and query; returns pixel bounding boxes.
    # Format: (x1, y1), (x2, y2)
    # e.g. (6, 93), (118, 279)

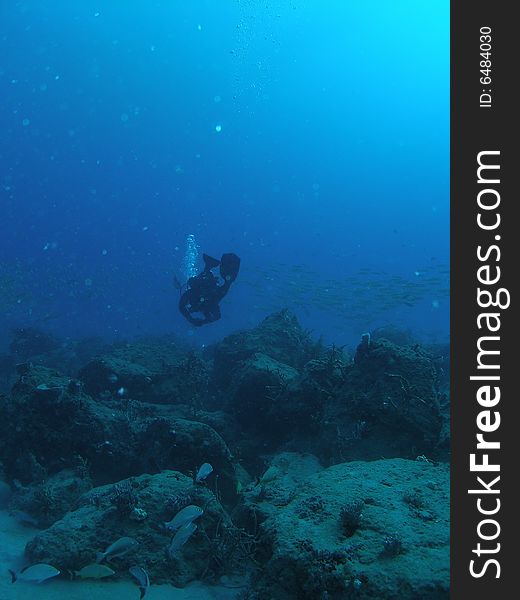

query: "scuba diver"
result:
(178, 252), (240, 327)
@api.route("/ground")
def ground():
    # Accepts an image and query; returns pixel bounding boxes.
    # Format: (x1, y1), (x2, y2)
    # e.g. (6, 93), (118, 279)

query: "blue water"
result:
(0, 0), (449, 351)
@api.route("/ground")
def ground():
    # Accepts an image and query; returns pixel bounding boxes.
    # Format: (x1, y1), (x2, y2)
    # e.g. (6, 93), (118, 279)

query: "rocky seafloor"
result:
(0, 310), (450, 599)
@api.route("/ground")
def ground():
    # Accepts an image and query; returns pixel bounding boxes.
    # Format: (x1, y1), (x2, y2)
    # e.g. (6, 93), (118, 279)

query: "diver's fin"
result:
(220, 253), (240, 282)
(202, 253), (221, 270)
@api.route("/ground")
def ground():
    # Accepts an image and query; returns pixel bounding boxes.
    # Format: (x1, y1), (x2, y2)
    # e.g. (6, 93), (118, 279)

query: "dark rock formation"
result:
(0, 313), (449, 597)
(241, 455), (449, 600)
(210, 310), (320, 389)
(25, 470), (240, 585)
(226, 353), (299, 433)
(78, 339), (210, 406)
(342, 338), (444, 447)
(9, 468), (92, 528)
(0, 364), (237, 504)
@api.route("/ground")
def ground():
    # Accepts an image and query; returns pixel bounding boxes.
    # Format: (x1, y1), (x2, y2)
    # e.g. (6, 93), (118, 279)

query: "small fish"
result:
(167, 522), (197, 557)
(10, 563), (60, 583)
(164, 505), (203, 531)
(74, 564), (115, 579)
(258, 465), (280, 485)
(129, 566), (150, 599)
(96, 536), (138, 563)
(195, 463), (213, 482)
(35, 383), (62, 393)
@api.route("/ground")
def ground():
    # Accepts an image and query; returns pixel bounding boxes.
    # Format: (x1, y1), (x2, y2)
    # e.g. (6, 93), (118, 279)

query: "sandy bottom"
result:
(0, 510), (245, 600)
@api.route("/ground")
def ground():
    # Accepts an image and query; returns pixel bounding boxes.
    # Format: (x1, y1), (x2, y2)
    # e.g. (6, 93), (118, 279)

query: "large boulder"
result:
(9, 468), (92, 528)
(25, 470), (236, 586)
(341, 338), (444, 448)
(0, 364), (237, 504)
(242, 455), (449, 599)
(78, 338), (210, 406)
(210, 310), (319, 389)
(226, 353), (299, 433)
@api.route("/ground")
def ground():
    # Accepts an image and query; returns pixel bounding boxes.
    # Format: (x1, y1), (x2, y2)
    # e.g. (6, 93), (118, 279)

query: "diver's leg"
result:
(202, 254), (221, 272)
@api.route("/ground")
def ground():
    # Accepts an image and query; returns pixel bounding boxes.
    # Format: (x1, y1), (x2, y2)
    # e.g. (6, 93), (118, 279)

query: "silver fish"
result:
(10, 563), (60, 583)
(195, 462), (213, 482)
(129, 566), (150, 599)
(164, 505), (203, 531)
(96, 536), (138, 563)
(36, 383), (60, 391)
(74, 564), (115, 579)
(167, 522), (197, 557)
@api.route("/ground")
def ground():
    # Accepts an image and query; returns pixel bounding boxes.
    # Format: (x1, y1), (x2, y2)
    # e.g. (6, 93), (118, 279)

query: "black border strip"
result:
(451, 1), (516, 597)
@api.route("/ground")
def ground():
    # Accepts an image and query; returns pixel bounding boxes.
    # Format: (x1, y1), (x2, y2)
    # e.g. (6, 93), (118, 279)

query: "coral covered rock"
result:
(0, 364), (237, 503)
(226, 353), (299, 432)
(243, 456), (449, 600)
(9, 468), (92, 528)
(342, 338), (443, 446)
(211, 310), (319, 389)
(78, 339), (210, 406)
(25, 470), (234, 586)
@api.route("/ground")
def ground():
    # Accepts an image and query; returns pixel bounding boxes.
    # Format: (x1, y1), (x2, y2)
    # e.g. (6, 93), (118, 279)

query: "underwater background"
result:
(0, 1), (450, 599)
(0, 0), (449, 350)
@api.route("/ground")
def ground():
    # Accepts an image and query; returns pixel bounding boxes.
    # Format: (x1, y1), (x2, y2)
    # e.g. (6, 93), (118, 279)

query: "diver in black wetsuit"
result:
(178, 253), (240, 327)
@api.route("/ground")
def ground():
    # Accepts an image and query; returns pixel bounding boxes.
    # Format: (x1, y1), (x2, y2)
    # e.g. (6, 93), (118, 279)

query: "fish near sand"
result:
(195, 463), (213, 482)
(195, 462), (213, 482)
(74, 564), (115, 579)
(164, 505), (203, 531)
(9, 563), (60, 583)
(167, 521), (197, 558)
(129, 565), (150, 599)
(96, 536), (139, 563)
